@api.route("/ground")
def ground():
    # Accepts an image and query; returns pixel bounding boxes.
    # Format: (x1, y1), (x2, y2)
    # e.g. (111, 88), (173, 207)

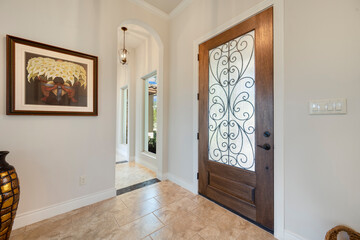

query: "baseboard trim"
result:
(167, 173), (197, 194)
(13, 188), (116, 230)
(284, 230), (308, 240)
(136, 158), (157, 173)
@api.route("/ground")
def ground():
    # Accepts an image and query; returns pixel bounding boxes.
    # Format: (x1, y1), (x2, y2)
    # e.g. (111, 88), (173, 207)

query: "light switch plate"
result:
(309, 98), (347, 115)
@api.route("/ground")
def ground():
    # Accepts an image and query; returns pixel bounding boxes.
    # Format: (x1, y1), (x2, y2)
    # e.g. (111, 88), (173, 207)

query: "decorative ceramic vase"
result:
(0, 151), (20, 240)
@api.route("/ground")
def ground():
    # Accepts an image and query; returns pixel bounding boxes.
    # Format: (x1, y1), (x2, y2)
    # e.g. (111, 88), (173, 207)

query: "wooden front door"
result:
(198, 7), (274, 230)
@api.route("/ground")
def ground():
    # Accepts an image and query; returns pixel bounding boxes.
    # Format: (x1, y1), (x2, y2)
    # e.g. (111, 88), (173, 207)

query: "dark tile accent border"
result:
(116, 178), (161, 196)
(116, 160), (128, 164)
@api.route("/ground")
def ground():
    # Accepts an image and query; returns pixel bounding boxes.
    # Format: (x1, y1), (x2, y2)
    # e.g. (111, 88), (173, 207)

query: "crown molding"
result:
(127, 0), (193, 19)
(127, 0), (170, 19)
(169, 0), (193, 18)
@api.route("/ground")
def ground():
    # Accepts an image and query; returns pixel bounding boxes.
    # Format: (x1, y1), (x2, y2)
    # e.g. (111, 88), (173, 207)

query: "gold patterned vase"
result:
(0, 151), (20, 240)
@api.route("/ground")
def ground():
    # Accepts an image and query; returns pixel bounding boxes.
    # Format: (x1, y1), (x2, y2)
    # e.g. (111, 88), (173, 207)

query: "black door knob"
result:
(263, 131), (271, 137)
(257, 144), (271, 151)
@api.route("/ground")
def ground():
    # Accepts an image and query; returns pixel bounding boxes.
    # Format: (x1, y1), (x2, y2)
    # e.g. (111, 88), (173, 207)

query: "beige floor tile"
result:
(113, 198), (162, 227)
(91, 197), (127, 214)
(11, 179), (276, 240)
(70, 206), (97, 227)
(191, 199), (228, 221)
(115, 162), (156, 189)
(20, 210), (77, 239)
(10, 233), (28, 240)
(119, 185), (162, 207)
(118, 213), (164, 239)
(154, 189), (195, 206)
(25, 214), (71, 233)
(14, 222), (66, 240)
(189, 195), (210, 205)
(198, 211), (251, 240)
(125, 196), (161, 211)
(142, 236), (153, 240)
(64, 210), (121, 239)
(9, 227), (26, 237)
(153, 197), (199, 224)
(190, 234), (205, 240)
(151, 213), (206, 240)
(236, 224), (276, 240)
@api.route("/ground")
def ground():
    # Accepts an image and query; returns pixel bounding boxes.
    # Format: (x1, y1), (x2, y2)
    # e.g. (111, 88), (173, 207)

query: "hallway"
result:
(10, 181), (276, 240)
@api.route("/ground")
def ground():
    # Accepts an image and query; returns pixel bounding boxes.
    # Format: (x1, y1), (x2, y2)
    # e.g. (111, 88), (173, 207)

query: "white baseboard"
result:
(13, 188), (116, 230)
(159, 172), (168, 181)
(284, 230), (308, 240)
(167, 173), (197, 194)
(136, 157), (157, 173)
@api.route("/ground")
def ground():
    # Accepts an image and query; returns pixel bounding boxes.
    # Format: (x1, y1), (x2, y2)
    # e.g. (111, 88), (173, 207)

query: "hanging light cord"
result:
(123, 28), (126, 50)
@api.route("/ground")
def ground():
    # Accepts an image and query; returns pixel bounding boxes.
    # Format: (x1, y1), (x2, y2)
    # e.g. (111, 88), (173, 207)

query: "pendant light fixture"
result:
(119, 27), (128, 65)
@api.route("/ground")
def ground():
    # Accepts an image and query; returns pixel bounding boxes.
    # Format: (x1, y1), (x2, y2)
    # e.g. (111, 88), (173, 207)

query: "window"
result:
(144, 73), (157, 154)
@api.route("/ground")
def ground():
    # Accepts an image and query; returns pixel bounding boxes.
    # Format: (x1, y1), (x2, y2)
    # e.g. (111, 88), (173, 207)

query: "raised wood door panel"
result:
(198, 7), (274, 230)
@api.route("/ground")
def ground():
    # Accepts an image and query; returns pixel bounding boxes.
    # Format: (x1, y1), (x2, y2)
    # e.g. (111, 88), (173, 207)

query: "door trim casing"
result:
(191, 0), (285, 238)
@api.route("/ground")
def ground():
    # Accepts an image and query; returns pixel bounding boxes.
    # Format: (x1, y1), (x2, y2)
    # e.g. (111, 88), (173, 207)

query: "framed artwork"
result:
(6, 35), (98, 116)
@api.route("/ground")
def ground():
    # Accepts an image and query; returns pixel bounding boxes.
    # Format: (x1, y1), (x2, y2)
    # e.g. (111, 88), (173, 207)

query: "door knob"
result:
(257, 144), (271, 151)
(263, 131), (271, 137)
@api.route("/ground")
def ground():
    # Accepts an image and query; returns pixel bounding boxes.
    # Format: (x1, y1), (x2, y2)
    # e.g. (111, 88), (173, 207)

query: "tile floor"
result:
(115, 162), (156, 190)
(10, 181), (277, 240)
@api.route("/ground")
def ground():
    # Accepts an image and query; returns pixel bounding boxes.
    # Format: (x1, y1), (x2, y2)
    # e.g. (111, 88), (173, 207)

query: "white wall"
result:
(0, 0), (168, 229)
(116, 48), (133, 162)
(284, 0), (360, 239)
(168, 0), (360, 239)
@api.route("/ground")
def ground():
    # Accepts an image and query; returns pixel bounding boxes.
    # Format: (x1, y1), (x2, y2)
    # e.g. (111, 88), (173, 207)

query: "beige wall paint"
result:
(284, 0), (360, 239)
(0, 0), (169, 228)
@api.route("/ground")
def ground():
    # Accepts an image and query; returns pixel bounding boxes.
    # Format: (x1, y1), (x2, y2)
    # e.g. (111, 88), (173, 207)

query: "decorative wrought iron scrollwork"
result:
(208, 31), (256, 171)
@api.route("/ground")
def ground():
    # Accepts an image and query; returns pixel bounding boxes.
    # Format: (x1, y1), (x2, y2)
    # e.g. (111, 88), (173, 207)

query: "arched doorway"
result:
(115, 20), (165, 194)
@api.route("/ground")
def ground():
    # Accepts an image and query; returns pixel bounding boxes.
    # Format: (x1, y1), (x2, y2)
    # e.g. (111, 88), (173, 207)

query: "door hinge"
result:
(197, 172), (199, 180)
(197, 93), (199, 100)
(197, 54), (199, 61)
(197, 133), (199, 140)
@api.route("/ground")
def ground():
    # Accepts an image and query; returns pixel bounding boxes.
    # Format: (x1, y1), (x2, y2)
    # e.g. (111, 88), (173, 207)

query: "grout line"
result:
(117, 212), (153, 229)
(119, 198), (128, 208)
(146, 214), (167, 237)
(153, 197), (161, 205)
(152, 211), (165, 226)
(113, 213), (122, 229)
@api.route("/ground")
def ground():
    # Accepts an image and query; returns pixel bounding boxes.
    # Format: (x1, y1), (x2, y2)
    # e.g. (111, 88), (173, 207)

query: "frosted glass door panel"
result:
(208, 30), (255, 171)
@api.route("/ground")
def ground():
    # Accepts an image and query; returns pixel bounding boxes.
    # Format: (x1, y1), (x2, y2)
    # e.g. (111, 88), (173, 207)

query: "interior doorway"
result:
(115, 21), (165, 195)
